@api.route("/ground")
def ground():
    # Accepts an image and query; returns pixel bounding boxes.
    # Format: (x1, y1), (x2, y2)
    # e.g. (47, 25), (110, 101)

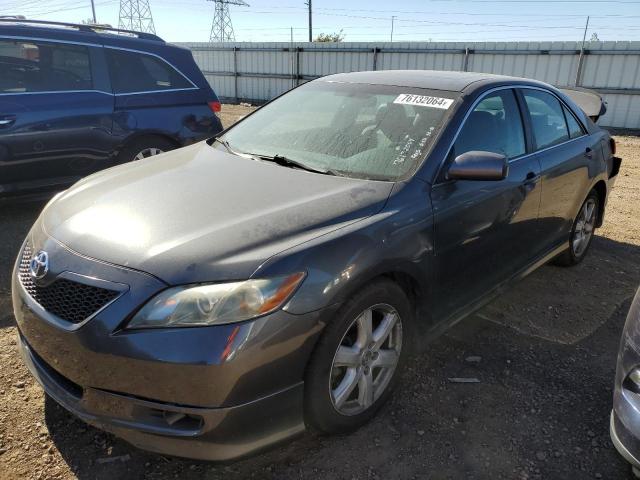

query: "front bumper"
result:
(611, 409), (640, 469)
(12, 227), (333, 460)
(19, 334), (305, 460)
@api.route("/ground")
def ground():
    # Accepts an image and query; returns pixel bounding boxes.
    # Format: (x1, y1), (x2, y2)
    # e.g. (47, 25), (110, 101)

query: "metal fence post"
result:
(574, 48), (585, 87)
(233, 46), (238, 102)
(296, 47), (301, 86)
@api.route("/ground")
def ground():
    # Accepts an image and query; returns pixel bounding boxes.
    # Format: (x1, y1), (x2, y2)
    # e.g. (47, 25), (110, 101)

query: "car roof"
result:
(320, 70), (550, 93)
(0, 21), (192, 54)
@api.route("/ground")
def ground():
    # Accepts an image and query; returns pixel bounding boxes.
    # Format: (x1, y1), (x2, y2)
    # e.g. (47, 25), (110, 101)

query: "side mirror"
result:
(447, 151), (508, 181)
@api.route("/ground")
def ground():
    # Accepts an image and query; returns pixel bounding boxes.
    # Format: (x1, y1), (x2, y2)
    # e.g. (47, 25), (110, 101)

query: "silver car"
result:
(611, 287), (640, 477)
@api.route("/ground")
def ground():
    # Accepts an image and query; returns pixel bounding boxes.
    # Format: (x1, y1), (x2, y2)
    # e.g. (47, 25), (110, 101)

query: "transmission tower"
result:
(118, 0), (156, 34)
(208, 0), (249, 42)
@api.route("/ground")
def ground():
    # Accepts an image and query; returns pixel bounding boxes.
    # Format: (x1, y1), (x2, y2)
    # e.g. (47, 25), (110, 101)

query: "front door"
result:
(0, 38), (113, 194)
(431, 88), (542, 321)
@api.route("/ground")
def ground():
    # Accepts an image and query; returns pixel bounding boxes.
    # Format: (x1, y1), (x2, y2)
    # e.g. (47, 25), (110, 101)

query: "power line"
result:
(21, 0), (117, 18)
(252, 3), (640, 18)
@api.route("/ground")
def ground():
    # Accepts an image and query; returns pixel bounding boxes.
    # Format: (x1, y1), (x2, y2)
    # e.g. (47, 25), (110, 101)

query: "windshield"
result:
(219, 81), (458, 181)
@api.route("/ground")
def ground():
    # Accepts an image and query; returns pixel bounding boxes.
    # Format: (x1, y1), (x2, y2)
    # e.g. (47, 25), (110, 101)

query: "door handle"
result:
(585, 147), (593, 159)
(523, 171), (540, 192)
(525, 171), (540, 182)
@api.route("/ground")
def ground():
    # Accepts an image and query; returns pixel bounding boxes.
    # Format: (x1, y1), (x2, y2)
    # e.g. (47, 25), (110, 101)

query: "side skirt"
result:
(419, 241), (569, 346)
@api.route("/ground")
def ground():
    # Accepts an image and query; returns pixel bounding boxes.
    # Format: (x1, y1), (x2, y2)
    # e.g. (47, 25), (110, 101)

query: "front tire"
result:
(304, 279), (413, 434)
(553, 190), (599, 267)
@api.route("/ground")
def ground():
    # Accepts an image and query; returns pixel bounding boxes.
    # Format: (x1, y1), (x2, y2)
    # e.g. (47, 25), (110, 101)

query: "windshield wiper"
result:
(212, 136), (236, 154)
(249, 153), (341, 176)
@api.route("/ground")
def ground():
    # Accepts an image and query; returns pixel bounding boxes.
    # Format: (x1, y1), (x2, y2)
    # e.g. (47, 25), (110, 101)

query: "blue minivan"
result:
(0, 19), (223, 198)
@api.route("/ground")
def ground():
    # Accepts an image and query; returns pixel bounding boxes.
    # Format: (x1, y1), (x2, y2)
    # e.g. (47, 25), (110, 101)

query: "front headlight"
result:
(126, 272), (305, 329)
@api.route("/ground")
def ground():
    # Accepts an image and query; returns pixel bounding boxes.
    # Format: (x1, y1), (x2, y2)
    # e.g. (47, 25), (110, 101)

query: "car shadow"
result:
(38, 235), (639, 479)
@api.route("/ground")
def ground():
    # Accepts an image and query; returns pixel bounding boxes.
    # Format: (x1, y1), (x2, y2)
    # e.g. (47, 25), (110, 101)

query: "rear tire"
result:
(304, 279), (413, 434)
(553, 190), (599, 267)
(117, 136), (176, 164)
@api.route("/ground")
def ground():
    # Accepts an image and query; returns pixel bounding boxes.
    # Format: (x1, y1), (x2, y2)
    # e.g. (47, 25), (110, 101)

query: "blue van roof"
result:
(0, 19), (175, 50)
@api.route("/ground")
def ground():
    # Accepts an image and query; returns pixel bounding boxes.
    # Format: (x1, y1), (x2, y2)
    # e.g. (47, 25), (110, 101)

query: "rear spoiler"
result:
(558, 86), (607, 123)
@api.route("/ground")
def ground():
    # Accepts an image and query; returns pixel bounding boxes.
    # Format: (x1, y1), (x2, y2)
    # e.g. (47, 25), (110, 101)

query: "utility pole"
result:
(391, 15), (396, 42)
(306, 0), (312, 42)
(90, 0), (97, 23)
(580, 15), (590, 49)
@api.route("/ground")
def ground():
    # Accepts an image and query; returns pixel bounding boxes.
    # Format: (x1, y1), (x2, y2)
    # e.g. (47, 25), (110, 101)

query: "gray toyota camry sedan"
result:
(13, 70), (621, 460)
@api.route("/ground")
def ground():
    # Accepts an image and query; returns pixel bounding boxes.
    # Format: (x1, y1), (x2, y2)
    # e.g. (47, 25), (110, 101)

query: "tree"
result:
(590, 32), (600, 41)
(314, 30), (345, 42)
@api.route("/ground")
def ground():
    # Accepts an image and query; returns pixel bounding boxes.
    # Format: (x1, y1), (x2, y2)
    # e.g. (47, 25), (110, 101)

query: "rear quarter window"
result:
(563, 105), (586, 139)
(105, 48), (193, 94)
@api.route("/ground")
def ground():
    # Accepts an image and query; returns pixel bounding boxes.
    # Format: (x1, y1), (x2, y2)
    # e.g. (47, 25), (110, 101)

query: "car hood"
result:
(41, 142), (393, 284)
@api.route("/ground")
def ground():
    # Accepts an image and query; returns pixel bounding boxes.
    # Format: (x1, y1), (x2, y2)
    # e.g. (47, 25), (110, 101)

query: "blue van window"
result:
(0, 39), (92, 93)
(105, 49), (192, 94)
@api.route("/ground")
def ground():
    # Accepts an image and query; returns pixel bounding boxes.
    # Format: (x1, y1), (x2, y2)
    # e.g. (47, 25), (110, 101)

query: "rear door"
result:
(431, 88), (542, 319)
(104, 47), (205, 142)
(519, 88), (598, 250)
(0, 37), (114, 194)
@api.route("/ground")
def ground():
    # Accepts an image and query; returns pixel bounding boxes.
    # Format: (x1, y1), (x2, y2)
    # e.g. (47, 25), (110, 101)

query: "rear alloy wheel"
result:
(553, 190), (599, 266)
(304, 279), (412, 434)
(133, 147), (165, 160)
(117, 136), (176, 165)
(572, 196), (597, 257)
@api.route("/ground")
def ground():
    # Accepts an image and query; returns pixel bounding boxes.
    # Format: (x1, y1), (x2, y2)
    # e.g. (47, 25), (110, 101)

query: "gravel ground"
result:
(0, 105), (639, 479)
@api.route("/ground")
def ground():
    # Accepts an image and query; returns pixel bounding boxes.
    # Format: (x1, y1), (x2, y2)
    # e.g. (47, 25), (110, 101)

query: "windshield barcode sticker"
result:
(393, 94), (454, 109)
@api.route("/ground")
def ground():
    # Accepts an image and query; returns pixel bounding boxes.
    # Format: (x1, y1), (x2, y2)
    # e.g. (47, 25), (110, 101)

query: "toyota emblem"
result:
(29, 250), (49, 280)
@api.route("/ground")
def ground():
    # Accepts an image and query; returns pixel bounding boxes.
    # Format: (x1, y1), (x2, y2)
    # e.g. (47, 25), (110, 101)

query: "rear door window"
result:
(452, 89), (526, 160)
(105, 49), (193, 94)
(522, 89), (570, 150)
(563, 105), (585, 139)
(0, 39), (92, 93)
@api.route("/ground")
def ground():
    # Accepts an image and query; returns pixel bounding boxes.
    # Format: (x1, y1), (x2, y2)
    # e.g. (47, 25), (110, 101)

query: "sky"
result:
(2, 0), (640, 43)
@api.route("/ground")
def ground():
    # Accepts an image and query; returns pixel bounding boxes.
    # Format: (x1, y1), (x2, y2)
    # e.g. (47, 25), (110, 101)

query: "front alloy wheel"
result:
(330, 304), (402, 416)
(304, 279), (412, 434)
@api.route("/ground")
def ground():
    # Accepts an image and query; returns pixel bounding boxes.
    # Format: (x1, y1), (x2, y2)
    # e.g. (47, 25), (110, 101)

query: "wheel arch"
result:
(117, 131), (182, 157)
(329, 266), (432, 338)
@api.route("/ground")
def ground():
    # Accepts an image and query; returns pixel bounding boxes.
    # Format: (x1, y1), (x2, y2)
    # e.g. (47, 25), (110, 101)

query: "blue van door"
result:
(0, 39), (114, 195)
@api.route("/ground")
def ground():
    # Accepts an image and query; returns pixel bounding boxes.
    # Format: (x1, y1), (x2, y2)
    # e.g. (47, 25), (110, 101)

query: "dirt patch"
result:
(219, 103), (256, 129)
(0, 108), (638, 479)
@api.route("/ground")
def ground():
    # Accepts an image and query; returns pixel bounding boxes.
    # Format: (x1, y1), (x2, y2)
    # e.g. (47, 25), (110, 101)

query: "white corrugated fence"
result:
(180, 41), (640, 129)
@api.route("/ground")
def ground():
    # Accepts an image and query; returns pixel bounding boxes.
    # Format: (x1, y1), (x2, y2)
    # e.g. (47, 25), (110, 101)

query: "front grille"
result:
(19, 243), (119, 324)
